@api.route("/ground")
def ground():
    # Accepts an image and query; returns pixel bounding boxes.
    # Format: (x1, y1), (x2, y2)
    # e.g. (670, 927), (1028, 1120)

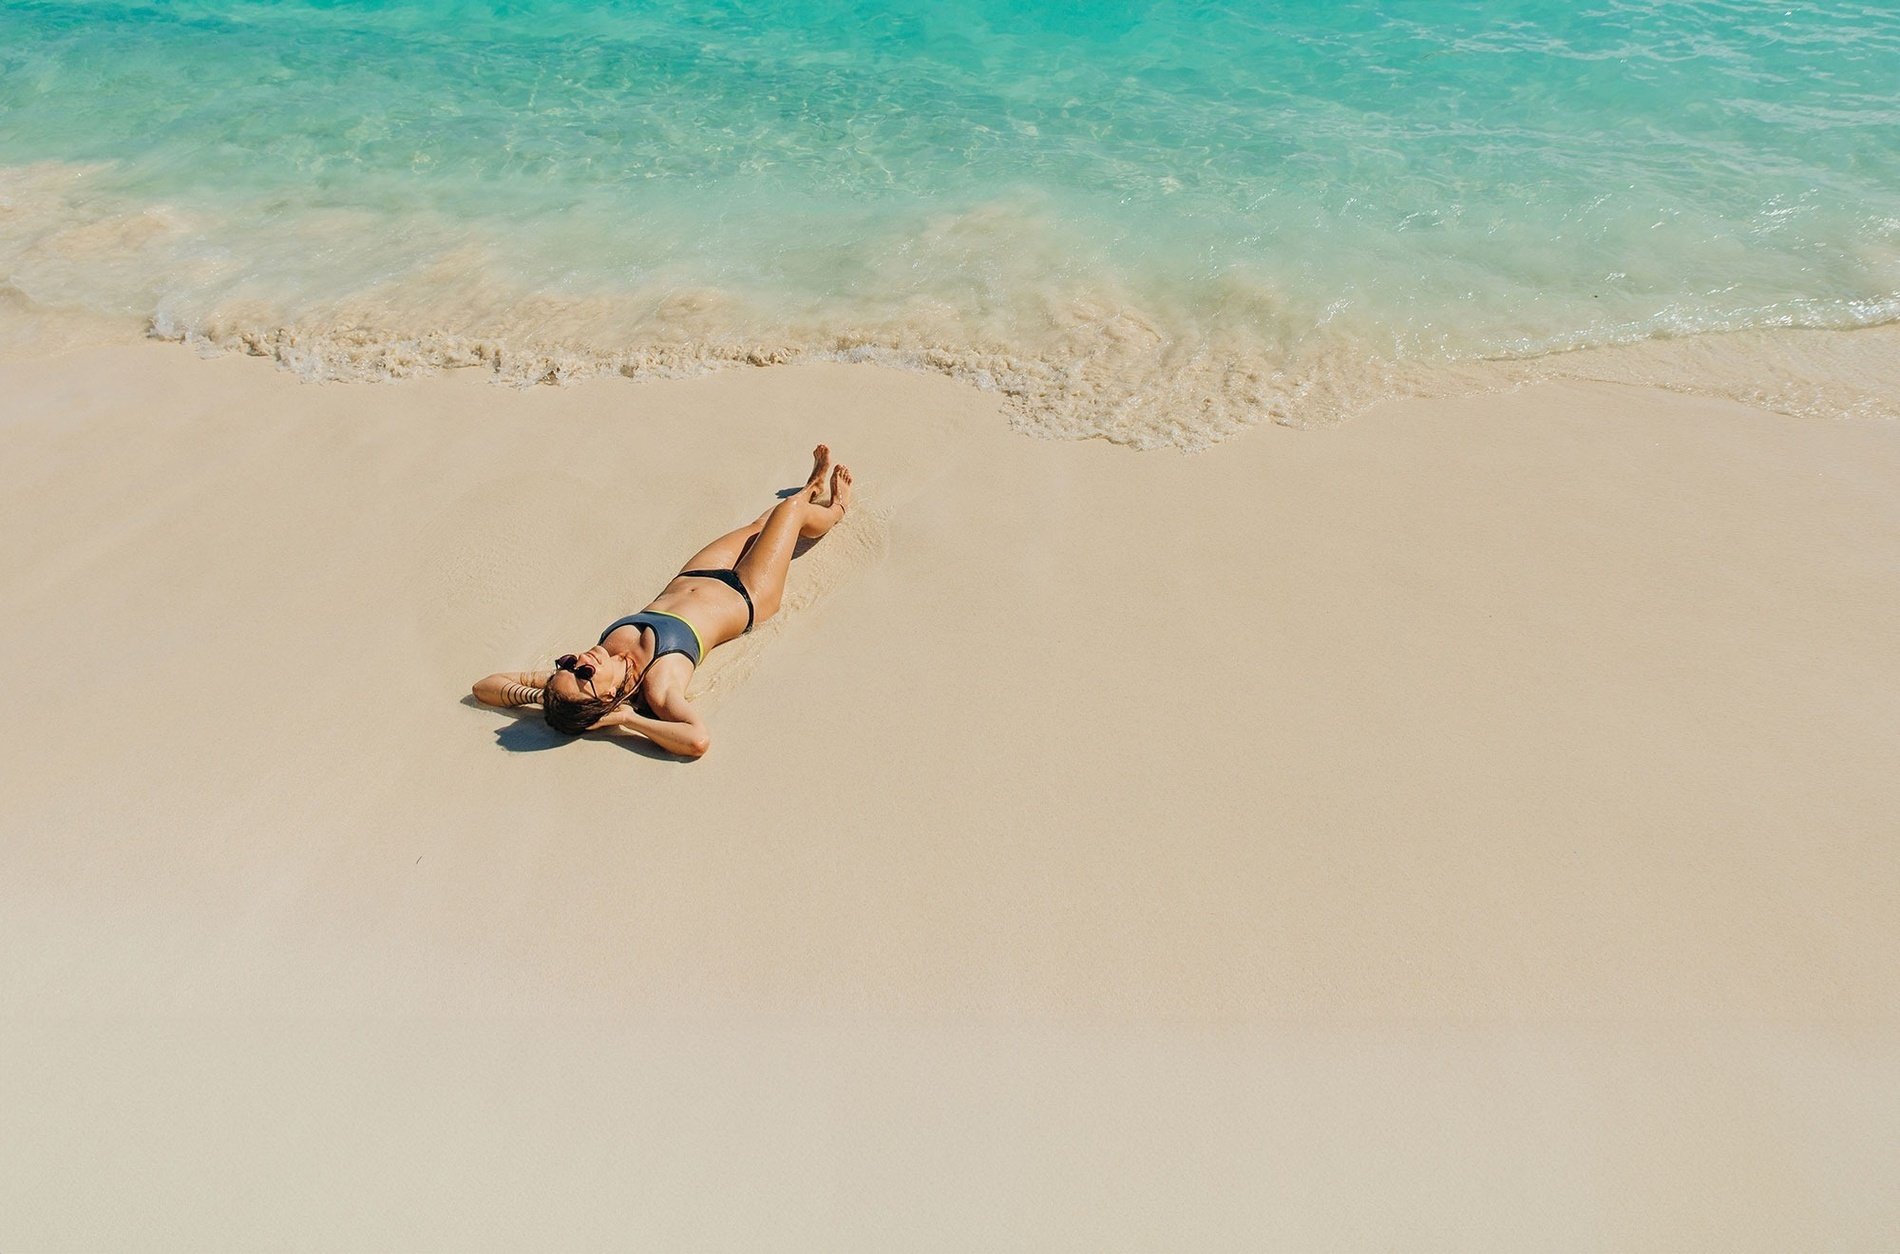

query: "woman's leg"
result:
(676, 519), (764, 575)
(676, 445), (834, 572)
(736, 464), (850, 622)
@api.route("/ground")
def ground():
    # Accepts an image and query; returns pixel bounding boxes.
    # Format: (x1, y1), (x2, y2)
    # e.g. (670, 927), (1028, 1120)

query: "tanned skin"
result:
(472, 445), (852, 758)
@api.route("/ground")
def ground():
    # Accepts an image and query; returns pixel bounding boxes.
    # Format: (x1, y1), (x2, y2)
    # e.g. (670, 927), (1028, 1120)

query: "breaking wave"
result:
(4, 160), (1897, 449)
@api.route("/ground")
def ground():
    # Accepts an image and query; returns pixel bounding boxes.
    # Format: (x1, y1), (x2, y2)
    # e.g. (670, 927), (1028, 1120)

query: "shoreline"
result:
(7, 303), (1899, 447)
(6, 151), (1898, 446)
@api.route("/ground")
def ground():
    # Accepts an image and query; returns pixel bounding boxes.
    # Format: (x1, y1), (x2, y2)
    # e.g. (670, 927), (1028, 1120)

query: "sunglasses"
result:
(553, 647), (657, 724)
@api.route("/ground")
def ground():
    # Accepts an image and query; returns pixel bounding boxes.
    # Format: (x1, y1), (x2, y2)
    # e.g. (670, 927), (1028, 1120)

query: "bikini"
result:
(597, 568), (756, 669)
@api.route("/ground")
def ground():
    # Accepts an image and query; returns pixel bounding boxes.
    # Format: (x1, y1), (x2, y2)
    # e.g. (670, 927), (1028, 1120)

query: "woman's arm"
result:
(594, 702), (711, 758)
(471, 670), (552, 708)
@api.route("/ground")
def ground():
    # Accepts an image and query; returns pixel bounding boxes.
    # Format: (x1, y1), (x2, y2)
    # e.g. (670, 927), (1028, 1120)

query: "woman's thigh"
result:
(677, 521), (762, 573)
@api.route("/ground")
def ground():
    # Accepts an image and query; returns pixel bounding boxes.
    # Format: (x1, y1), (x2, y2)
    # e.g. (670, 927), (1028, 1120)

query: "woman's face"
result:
(547, 643), (632, 705)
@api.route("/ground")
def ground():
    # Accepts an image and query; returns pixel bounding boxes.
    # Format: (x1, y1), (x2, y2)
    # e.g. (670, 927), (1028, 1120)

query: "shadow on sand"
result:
(459, 695), (687, 762)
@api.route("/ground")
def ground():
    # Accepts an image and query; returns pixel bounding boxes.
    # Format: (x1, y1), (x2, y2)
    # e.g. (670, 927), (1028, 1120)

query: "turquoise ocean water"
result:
(2, 0), (1897, 444)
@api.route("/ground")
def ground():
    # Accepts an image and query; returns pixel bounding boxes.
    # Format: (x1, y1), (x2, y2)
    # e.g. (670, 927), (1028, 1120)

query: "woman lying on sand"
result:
(472, 445), (851, 757)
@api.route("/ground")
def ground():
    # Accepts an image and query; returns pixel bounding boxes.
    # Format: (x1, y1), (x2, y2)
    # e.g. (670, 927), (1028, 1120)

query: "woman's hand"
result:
(471, 670), (551, 708)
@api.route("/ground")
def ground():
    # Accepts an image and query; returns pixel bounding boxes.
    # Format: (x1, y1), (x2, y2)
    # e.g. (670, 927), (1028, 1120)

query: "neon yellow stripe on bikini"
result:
(645, 609), (705, 660)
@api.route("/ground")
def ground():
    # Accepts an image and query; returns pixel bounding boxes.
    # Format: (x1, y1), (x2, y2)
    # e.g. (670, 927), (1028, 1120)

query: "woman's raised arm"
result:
(593, 700), (711, 758)
(471, 670), (552, 708)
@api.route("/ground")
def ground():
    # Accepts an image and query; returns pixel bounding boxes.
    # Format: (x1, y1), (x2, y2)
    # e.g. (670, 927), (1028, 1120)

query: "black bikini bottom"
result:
(678, 567), (755, 633)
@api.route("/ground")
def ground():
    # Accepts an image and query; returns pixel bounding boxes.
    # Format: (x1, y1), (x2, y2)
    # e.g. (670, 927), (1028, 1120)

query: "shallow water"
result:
(2, 0), (1897, 443)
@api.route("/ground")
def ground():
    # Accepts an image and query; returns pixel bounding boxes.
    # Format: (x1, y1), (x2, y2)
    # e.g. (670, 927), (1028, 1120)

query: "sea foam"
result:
(2, 1), (1896, 445)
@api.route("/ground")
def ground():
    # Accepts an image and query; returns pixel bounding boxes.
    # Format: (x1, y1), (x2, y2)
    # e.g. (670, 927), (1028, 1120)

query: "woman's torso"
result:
(598, 572), (753, 709)
(646, 574), (751, 650)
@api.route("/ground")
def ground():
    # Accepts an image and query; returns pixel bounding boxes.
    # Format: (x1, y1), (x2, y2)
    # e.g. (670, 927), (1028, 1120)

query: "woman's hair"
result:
(542, 679), (623, 736)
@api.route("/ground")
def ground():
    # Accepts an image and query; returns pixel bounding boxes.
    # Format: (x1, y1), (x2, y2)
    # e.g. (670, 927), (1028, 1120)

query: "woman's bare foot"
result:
(829, 464), (852, 513)
(806, 444), (831, 499)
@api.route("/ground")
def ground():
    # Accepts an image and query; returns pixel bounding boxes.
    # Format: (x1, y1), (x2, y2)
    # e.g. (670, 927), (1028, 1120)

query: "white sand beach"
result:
(2, 337), (1898, 1247)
